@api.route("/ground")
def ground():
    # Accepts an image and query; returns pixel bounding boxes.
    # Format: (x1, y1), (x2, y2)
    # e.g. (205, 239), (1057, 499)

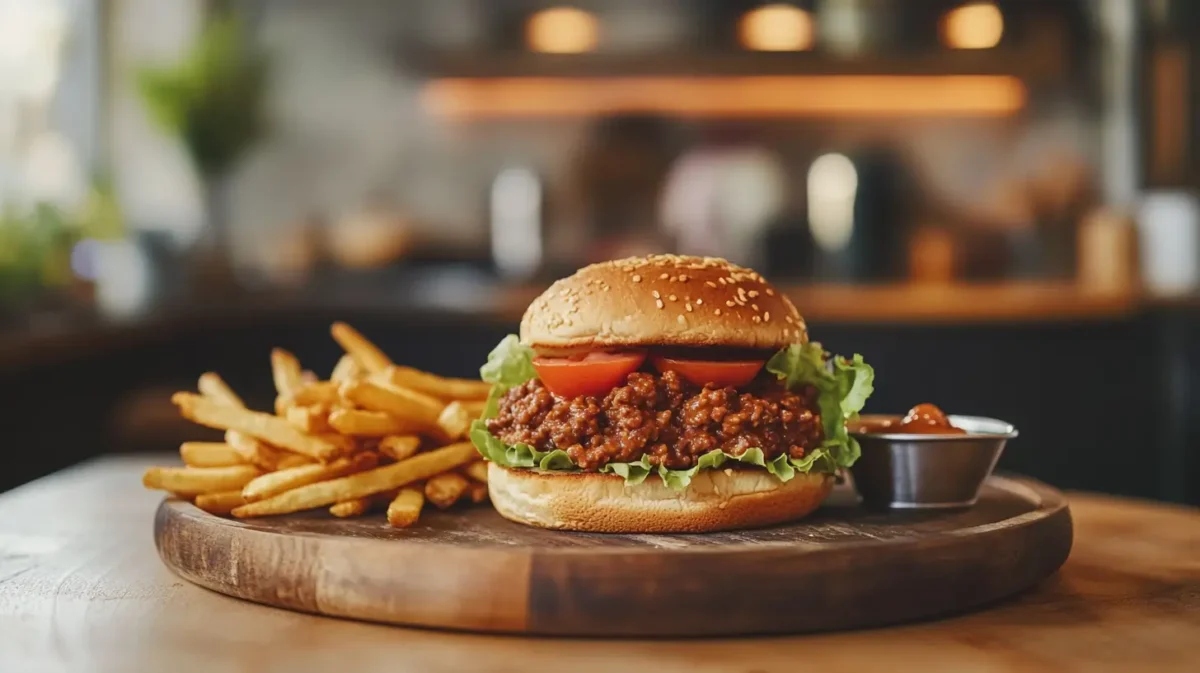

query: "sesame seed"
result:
(632, 275), (641, 282)
(783, 328), (790, 337)
(705, 281), (717, 288)
(695, 298), (703, 305)
(737, 287), (747, 298)
(656, 299), (664, 309)
(715, 308), (722, 316)
(685, 303), (693, 312)
(652, 290), (660, 299)
(752, 303), (759, 311)
(669, 275), (678, 282)
(677, 315), (686, 325)
(764, 311), (770, 322)
(668, 294), (677, 301)
(660, 273), (669, 280)
(748, 290), (759, 298)
(752, 316), (762, 324)
(726, 300), (735, 307)
(766, 288), (775, 296)
(718, 278), (727, 285)
(785, 316), (794, 324)
(679, 275), (689, 282)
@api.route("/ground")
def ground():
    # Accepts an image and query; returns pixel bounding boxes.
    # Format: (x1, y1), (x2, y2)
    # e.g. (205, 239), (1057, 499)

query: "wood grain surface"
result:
(153, 475), (1072, 636)
(1, 456), (1198, 673)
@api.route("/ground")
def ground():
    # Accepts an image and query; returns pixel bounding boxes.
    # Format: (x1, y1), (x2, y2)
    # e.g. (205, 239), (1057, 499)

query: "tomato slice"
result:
(653, 357), (765, 388)
(532, 350), (648, 398)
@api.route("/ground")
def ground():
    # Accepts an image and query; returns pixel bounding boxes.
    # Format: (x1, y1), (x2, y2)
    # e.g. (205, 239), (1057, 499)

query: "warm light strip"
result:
(421, 76), (1027, 120)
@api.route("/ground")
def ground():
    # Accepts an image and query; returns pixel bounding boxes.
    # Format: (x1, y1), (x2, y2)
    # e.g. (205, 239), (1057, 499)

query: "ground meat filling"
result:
(486, 371), (823, 471)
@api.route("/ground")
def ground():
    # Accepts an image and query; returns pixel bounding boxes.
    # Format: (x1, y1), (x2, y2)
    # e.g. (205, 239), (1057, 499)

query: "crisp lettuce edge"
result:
(471, 335), (873, 491)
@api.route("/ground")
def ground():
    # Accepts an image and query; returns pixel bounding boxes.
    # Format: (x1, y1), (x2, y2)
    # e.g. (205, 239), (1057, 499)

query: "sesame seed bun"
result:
(520, 255), (807, 354)
(488, 463), (832, 533)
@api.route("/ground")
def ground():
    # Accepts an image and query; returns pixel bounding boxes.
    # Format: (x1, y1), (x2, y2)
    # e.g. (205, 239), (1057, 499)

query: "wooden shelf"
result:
(402, 49), (1063, 81)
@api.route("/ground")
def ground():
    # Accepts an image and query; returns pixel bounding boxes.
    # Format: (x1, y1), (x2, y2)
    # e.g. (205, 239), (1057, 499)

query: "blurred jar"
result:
(328, 202), (412, 270)
(88, 238), (154, 318)
(1077, 207), (1136, 294)
(254, 217), (322, 287)
(815, 0), (898, 56)
(659, 141), (786, 269)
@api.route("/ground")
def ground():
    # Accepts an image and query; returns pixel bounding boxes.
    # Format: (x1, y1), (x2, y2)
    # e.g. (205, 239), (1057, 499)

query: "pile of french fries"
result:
(142, 322), (492, 527)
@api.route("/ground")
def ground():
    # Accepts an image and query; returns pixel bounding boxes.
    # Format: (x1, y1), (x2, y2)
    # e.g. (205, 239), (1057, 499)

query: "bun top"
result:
(520, 255), (807, 353)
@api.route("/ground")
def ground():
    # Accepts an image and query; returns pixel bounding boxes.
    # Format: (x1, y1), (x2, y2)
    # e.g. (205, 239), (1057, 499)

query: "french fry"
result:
(467, 481), (489, 504)
(277, 453), (315, 470)
(198, 373), (244, 408)
(436, 401), (471, 440)
(378, 435), (421, 462)
(330, 322), (392, 374)
(285, 405), (332, 434)
(292, 381), (341, 407)
(172, 393), (340, 462)
(425, 472), (470, 509)
(179, 442), (243, 468)
(232, 442), (476, 517)
(330, 355), (362, 384)
(241, 453), (378, 502)
(462, 399), (487, 417)
(462, 460), (488, 484)
(328, 408), (422, 437)
(225, 430), (306, 471)
(143, 465), (261, 495)
(379, 365), (491, 401)
(341, 380), (443, 427)
(271, 348), (304, 397)
(330, 497), (370, 518)
(386, 487), (425, 528)
(317, 432), (358, 454)
(195, 490), (247, 516)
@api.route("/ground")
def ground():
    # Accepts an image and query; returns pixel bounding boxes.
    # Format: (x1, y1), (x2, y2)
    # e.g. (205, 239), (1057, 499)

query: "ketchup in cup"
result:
(854, 403), (967, 435)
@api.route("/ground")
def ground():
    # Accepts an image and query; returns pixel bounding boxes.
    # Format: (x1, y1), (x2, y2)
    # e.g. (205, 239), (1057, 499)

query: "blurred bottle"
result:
(808, 149), (910, 282)
(761, 212), (816, 281)
(489, 166), (544, 280)
(908, 225), (956, 285)
(568, 115), (681, 264)
(1138, 190), (1199, 295)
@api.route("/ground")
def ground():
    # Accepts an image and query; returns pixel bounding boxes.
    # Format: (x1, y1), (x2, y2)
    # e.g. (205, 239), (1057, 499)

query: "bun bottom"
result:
(487, 463), (833, 533)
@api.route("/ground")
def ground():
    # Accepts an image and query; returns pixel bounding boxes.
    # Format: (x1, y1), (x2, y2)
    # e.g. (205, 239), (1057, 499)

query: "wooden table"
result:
(1, 457), (1197, 673)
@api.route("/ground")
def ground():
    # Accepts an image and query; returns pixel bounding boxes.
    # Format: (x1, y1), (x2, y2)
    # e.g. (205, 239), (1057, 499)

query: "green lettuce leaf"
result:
(766, 343), (874, 470)
(478, 334), (538, 418)
(599, 454), (656, 485)
(470, 334), (873, 491)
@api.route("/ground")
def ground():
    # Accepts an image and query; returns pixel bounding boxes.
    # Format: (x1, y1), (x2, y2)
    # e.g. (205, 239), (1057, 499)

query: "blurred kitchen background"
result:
(1, 0), (1197, 503)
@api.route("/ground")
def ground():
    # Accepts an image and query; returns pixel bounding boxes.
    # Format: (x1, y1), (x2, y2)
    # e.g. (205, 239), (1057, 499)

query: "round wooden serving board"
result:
(154, 475), (1072, 637)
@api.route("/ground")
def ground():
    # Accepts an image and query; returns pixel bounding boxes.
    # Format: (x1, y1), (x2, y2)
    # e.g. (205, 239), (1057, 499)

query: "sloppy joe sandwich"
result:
(471, 254), (874, 533)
